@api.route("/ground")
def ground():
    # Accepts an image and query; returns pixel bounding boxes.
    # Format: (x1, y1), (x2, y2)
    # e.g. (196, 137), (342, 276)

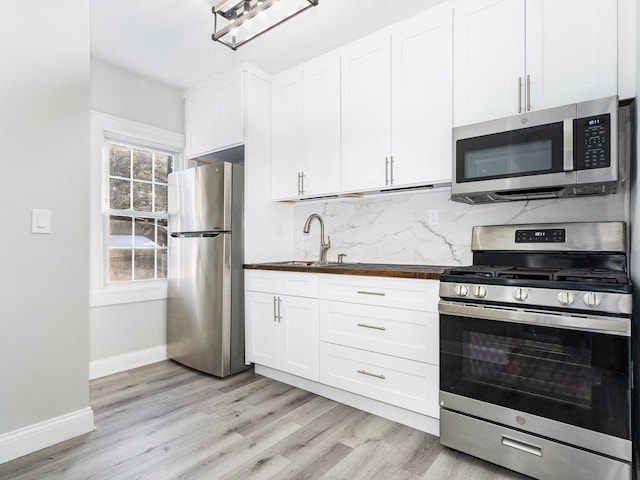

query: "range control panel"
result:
(515, 228), (566, 243)
(574, 113), (611, 170)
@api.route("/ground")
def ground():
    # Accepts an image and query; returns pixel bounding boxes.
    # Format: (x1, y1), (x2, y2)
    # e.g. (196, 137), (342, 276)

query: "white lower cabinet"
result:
(245, 271), (319, 381)
(245, 270), (440, 420)
(320, 342), (439, 418)
(319, 274), (440, 418)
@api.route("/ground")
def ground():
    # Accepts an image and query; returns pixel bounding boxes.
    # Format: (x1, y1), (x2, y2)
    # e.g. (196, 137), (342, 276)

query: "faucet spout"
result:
(303, 213), (331, 262)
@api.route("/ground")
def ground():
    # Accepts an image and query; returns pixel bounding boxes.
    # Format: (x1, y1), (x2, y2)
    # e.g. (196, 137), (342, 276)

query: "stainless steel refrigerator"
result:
(167, 161), (246, 377)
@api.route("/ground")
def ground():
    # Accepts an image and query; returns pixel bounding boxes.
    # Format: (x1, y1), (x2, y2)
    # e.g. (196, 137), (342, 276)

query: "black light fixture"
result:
(212, 0), (319, 50)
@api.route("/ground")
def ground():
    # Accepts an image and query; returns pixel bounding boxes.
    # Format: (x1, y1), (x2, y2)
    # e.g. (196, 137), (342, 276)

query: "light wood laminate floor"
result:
(0, 361), (530, 479)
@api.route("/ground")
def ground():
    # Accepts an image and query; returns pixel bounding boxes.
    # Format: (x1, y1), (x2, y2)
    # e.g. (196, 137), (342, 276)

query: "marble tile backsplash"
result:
(293, 187), (628, 267)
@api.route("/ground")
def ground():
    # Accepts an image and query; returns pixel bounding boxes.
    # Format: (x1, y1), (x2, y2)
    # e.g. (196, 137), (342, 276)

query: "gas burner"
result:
(444, 266), (631, 288)
(553, 269), (630, 285)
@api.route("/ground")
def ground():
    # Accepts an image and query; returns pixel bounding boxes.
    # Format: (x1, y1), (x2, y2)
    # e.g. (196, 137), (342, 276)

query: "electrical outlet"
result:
(428, 209), (438, 226)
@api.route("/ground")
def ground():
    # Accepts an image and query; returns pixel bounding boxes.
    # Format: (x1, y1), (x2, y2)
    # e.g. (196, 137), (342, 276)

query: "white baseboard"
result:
(89, 345), (168, 380)
(0, 407), (94, 464)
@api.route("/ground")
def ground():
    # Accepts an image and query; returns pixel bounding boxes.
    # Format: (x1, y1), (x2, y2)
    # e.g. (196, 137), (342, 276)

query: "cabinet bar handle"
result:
(357, 290), (386, 296)
(390, 155), (394, 185)
(526, 75), (531, 112)
(273, 296), (278, 322)
(297, 172), (301, 196)
(518, 77), (522, 113)
(357, 323), (386, 331)
(276, 296), (282, 322)
(501, 435), (542, 457)
(300, 171), (305, 195)
(385, 157), (389, 185)
(357, 369), (386, 380)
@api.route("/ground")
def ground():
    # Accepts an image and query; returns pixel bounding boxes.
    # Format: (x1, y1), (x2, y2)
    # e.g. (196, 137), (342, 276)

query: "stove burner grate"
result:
(443, 266), (630, 286)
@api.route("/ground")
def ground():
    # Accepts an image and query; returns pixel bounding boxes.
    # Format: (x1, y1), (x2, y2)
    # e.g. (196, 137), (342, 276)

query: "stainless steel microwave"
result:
(451, 96), (626, 204)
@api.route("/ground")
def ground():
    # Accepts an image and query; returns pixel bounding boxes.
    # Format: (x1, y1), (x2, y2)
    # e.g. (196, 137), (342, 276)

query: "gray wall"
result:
(91, 57), (185, 134)
(89, 58), (184, 364)
(0, 1), (90, 433)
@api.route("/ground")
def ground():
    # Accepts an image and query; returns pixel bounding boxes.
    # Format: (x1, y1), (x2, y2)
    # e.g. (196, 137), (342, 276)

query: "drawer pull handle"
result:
(357, 290), (386, 296)
(357, 323), (386, 331)
(357, 369), (385, 380)
(501, 435), (542, 457)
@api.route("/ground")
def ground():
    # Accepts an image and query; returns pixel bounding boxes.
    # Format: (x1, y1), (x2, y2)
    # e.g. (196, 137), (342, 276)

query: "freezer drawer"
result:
(167, 234), (240, 376)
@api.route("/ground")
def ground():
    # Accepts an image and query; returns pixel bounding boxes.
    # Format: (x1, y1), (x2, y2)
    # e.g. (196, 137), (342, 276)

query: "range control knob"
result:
(583, 292), (601, 308)
(454, 284), (469, 297)
(557, 291), (575, 306)
(473, 285), (487, 298)
(513, 288), (529, 302)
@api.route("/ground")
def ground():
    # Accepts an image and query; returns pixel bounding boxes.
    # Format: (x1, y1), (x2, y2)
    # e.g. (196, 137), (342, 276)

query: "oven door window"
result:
(440, 314), (630, 440)
(456, 122), (565, 183)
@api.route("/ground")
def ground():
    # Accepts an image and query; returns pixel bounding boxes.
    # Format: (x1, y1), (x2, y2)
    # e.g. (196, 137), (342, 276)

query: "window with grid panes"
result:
(107, 142), (173, 282)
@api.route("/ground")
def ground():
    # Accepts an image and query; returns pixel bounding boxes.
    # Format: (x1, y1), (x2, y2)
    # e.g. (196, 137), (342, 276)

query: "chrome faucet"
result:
(303, 213), (331, 263)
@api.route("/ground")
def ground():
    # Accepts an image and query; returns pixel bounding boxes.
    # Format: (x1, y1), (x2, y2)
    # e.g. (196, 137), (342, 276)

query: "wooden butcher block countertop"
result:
(243, 261), (448, 280)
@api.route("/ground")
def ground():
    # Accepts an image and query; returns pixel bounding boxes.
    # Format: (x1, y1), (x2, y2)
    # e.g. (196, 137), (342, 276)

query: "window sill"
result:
(90, 280), (168, 307)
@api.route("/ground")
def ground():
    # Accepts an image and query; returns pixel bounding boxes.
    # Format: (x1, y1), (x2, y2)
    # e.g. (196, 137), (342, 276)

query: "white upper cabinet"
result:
(185, 72), (244, 158)
(525, 0), (617, 112)
(271, 54), (341, 200)
(453, 0), (526, 126)
(391, 7), (453, 186)
(271, 68), (303, 199)
(453, 0), (618, 127)
(342, 5), (454, 193)
(302, 54), (342, 198)
(341, 34), (392, 192)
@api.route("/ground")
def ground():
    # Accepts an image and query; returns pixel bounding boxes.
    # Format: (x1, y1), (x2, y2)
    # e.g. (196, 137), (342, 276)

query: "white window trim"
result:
(90, 111), (185, 307)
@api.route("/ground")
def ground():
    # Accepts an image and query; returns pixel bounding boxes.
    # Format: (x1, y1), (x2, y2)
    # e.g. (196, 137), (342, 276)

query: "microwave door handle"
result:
(563, 118), (574, 172)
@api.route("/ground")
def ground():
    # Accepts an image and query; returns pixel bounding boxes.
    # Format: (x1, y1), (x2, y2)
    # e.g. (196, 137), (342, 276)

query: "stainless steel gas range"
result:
(438, 222), (632, 480)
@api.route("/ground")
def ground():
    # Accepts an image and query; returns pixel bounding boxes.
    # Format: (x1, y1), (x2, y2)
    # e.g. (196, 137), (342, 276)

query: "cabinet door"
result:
(185, 86), (217, 158)
(214, 76), (244, 150)
(341, 34), (392, 192)
(453, 0), (525, 126)
(525, 0), (617, 112)
(391, 7), (453, 186)
(245, 291), (279, 369)
(185, 75), (243, 159)
(271, 69), (304, 200)
(302, 54), (341, 197)
(280, 295), (319, 381)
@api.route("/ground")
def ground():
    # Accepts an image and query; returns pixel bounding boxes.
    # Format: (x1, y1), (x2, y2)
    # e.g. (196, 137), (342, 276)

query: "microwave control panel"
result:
(574, 113), (611, 170)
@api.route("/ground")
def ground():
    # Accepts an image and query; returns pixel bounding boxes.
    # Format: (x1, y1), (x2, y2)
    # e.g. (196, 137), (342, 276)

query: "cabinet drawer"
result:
(319, 342), (439, 417)
(245, 270), (319, 298)
(440, 409), (631, 480)
(320, 274), (438, 311)
(320, 300), (438, 364)
(277, 271), (319, 298)
(245, 270), (279, 292)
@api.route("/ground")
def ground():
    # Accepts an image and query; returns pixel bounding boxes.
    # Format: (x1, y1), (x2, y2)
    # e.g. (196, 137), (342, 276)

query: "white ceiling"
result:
(90, 0), (445, 90)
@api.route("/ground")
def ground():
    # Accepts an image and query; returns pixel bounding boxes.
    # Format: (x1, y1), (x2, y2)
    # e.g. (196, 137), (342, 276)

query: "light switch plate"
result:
(32, 209), (51, 234)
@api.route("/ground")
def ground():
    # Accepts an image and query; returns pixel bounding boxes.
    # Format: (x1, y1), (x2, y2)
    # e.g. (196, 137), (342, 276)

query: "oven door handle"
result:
(438, 301), (630, 336)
